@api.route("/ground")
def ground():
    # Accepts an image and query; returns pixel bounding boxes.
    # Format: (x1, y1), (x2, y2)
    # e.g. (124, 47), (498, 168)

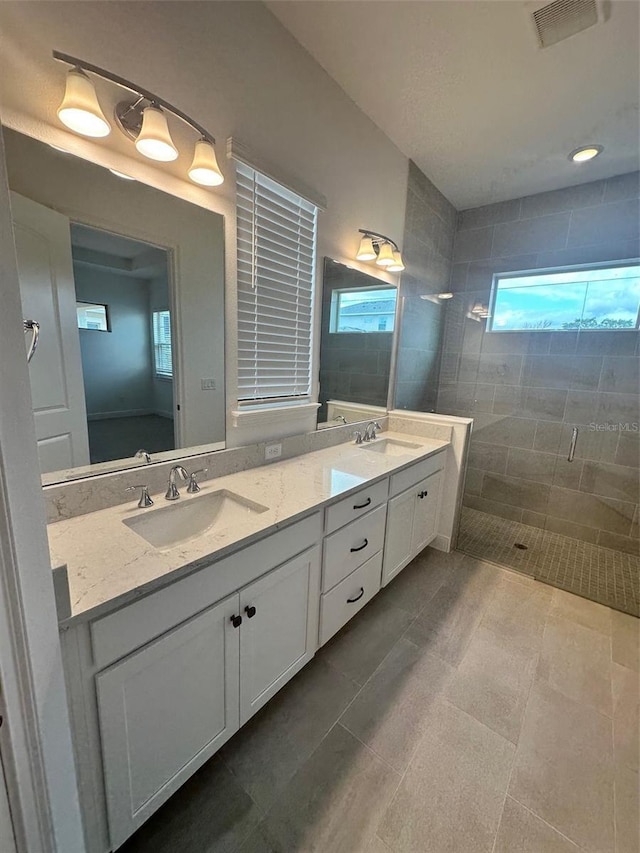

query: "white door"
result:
(10, 192), (90, 474)
(96, 594), (240, 849)
(0, 752), (17, 853)
(239, 546), (320, 725)
(382, 487), (416, 586)
(411, 470), (443, 554)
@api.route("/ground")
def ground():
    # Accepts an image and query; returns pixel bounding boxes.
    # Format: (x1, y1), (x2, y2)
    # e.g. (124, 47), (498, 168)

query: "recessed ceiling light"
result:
(569, 145), (603, 163)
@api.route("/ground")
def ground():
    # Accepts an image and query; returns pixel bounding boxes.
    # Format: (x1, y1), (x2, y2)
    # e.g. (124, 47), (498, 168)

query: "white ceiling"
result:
(268, 0), (640, 210)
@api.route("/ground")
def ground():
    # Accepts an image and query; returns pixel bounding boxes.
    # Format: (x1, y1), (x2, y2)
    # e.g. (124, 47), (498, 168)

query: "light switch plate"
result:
(265, 443), (282, 460)
(200, 378), (216, 391)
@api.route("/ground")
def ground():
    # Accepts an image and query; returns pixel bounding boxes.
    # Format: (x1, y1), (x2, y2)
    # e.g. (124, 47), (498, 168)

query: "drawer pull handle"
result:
(350, 538), (369, 553)
(418, 491), (428, 499)
(353, 497), (371, 510)
(244, 605), (256, 618)
(230, 614), (242, 628)
(347, 587), (365, 604)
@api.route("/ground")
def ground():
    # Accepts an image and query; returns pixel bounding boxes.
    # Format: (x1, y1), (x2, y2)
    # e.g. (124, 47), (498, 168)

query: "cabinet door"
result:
(239, 546), (320, 725)
(96, 594), (240, 849)
(411, 469), (443, 555)
(382, 487), (416, 586)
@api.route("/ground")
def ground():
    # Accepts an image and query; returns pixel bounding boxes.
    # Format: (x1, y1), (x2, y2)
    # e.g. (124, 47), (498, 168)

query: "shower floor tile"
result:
(458, 508), (639, 617)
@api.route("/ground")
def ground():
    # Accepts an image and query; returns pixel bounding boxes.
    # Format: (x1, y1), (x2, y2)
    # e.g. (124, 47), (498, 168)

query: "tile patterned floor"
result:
(458, 507), (640, 617)
(119, 548), (640, 853)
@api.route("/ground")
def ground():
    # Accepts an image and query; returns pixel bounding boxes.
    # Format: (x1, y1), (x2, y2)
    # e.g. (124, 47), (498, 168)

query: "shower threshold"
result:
(458, 507), (639, 617)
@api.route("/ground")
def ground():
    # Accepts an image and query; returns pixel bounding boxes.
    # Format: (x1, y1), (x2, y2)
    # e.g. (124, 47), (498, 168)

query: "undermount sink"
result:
(361, 438), (422, 456)
(123, 489), (269, 550)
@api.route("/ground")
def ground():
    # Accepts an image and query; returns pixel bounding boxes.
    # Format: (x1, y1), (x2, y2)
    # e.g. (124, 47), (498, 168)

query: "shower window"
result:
(488, 261), (640, 332)
(330, 287), (397, 333)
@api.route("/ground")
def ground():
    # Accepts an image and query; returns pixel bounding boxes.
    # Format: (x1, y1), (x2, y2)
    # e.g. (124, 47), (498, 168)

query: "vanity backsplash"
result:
(44, 416), (453, 524)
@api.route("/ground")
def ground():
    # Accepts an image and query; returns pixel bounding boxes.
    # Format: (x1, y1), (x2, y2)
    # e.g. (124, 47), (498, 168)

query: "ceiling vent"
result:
(527, 0), (602, 48)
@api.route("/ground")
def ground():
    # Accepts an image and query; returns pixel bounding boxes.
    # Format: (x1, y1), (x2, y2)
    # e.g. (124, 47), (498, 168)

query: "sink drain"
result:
(513, 543), (528, 550)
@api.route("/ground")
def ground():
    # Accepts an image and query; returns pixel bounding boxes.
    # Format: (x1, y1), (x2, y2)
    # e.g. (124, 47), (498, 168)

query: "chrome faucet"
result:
(135, 449), (152, 464)
(126, 484), (153, 508)
(333, 415), (347, 424)
(165, 465), (189, 500)
(353, 430), (364, 445)
(363, 421), (382, 442)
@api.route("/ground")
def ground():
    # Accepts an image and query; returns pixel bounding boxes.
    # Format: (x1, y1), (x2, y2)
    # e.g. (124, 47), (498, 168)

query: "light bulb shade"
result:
(376, 241), (396, 267)
(188, 139), (224, 186)
(387, 250), (405, 272)
(135, 106), (178, 161)
(356, 235), (376, 261)
(57, 68), (111, 138)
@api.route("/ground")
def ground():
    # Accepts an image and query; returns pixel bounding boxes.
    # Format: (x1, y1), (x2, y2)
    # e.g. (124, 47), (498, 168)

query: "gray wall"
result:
(395, 161), (456, 411)
(75, 267), (153, 418)
(436, 172), (640, 555)
(318, 260), (395, 421)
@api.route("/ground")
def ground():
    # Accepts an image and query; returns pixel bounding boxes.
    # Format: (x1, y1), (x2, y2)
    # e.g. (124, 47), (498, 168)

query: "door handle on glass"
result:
(23, 319), (40, 363)
(568, 427), (579, 462)
(350, 539), (368, 553)
(347, 587), (365, 604)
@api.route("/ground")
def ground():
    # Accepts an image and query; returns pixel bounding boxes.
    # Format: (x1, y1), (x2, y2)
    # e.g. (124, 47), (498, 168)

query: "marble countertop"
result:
(49, 432), (449, 626)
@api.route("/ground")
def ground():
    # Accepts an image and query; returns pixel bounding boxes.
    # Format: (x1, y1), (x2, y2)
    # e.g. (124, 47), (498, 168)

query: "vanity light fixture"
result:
(356, 229), (404, 272)
(569, 144), (603, 163)
(53, 51), (224, 186)
(437, 292), (454, 299)
(135, 105), (178, 161)
(57, 67), (111, 138)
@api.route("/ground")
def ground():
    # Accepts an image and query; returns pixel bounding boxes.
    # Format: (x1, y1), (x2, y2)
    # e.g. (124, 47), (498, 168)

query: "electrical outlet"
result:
(265, 443), (282, 461)
(200, 378), (216, 391)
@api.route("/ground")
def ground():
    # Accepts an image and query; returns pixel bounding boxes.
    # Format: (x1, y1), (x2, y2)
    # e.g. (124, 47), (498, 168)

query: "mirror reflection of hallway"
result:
(70, 224), (175, 465)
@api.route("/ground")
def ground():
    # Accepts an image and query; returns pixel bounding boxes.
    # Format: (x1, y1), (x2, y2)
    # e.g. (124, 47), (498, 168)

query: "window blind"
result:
(236, 161), (318, 404)
(152, 310), (173, 378)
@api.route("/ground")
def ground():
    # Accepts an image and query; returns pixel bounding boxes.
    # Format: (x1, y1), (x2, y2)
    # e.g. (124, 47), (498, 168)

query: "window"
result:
(489, 262), (640, 332)
(330, 287), (397, 333)
(236, 161), (318, 404)
(77, 301), (109, 331)
(152, 310), (172, 378)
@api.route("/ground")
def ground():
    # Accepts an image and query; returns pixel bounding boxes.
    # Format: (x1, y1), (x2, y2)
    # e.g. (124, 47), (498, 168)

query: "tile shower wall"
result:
(436, 171), (640, 555)
(395, 162), (457, 411)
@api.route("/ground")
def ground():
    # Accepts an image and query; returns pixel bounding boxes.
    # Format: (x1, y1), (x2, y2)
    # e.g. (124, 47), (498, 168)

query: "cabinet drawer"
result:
(389, 452), (445, 498)
(319, 551), (383, 645)
(322, 503), (386, 592)
(91, 512), (322, 670)
(324, 478), (388, 535)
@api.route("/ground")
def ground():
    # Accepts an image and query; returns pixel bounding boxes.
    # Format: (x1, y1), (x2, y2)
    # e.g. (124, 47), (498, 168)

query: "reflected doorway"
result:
(70, 224), (175, 464)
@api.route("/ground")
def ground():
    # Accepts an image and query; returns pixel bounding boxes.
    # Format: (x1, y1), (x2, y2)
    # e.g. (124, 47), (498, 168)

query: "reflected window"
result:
(489, 263), (640, 332)
(77, 301), (109, 332)
(330, 287), (397, 333)
(152, 310), (172, 378)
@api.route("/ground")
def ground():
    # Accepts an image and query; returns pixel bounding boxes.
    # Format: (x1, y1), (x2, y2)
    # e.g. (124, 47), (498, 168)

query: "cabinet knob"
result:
(418, 490), (428, 499)
(244, 605), (256, 618)
(230, 614), (242, 628)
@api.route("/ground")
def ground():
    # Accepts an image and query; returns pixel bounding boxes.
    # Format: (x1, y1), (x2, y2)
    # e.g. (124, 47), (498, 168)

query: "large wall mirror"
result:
(3, 128), (226, 485)
(317, 258), (398, 428)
